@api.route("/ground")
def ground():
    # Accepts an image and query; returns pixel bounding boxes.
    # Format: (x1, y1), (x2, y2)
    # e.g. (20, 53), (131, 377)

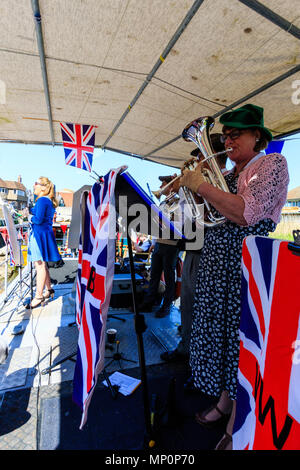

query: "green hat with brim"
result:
(219, 104), (273, 142)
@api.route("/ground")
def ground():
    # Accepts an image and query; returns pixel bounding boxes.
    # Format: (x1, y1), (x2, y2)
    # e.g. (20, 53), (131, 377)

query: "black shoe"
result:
(160, 349), (188, 362)
(155, 305), (171, 318)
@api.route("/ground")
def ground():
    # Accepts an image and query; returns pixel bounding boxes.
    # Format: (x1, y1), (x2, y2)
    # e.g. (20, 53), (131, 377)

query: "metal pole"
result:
(144, 63), (300, 157)
(127, 231), (154, 447)
(4, 242), (8, 299)
(238, 0), (300, 40)
(31, 0), (55, 145)
(102, 0), (206, 148)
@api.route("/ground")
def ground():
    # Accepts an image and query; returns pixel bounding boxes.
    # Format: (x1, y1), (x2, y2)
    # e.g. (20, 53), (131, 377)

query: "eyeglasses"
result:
(34, 181), (45, 186)
(220, 129), (247, 143)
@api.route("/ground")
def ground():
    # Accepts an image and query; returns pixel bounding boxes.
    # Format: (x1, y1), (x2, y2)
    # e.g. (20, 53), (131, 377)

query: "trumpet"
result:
(151, 145), (230, 202)
(151, 176), (180, 200)
(151, 177), (181, 216)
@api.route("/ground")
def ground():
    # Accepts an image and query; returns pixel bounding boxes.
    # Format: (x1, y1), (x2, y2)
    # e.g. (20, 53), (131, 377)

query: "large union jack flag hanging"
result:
(72, 168), (121, 428)
(60, 122), (96, 172)
(233, 236), (300, 450)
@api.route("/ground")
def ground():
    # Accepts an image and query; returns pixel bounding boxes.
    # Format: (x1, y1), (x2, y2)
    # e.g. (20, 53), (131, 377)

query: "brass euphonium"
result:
(181, 116), (232, 226)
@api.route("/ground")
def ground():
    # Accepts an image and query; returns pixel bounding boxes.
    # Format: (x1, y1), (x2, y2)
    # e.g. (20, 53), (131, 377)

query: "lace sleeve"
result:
(239, 154), (289, 226)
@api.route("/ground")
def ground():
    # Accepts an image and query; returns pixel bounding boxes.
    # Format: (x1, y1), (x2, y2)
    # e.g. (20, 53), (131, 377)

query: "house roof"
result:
(0, 0), (299, 168)
(0, 178), (27, 191)
(287, 186), (300, 200)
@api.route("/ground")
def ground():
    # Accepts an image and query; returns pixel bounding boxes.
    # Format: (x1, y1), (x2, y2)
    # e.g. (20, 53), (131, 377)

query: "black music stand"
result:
(115, 171), (185, 448)
(126, 228), (153, 446)
(105, 338), (137, 369)
(45, 172), (184, 446)
(41, 349), (118, 399)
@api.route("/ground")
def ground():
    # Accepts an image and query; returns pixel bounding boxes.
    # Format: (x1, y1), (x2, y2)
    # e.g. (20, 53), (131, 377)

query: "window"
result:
(286, 200), (300, 207)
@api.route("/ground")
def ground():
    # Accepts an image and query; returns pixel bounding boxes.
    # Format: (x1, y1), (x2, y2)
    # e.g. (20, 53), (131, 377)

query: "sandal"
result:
(195, 404), (230, 428)
(44, 288), (55, 300)
(30, 296), (45, 309)
(215, 432), (232, 450)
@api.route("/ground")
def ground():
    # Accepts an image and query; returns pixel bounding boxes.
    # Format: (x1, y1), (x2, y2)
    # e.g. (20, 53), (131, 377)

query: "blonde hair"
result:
(37, 176), (58, 208)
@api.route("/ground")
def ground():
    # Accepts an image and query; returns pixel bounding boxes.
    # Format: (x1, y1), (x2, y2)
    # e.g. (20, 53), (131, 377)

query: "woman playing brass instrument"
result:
(179, 104), (289, 450)
(160, 134), (227, 364)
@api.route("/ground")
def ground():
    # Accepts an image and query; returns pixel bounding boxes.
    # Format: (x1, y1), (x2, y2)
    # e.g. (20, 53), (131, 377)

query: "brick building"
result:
(57, 189), (74, 207)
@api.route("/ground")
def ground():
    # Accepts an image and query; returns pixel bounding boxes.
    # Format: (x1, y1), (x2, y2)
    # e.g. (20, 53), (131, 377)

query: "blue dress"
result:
(27, 197), (61, 263)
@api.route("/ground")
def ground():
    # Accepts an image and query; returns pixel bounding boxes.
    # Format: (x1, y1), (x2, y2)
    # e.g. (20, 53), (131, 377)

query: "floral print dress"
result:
(189, 171), (276, 400)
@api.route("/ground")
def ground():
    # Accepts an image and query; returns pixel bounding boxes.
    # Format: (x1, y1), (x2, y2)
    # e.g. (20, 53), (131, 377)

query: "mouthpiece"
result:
(203, 148), (233, 163)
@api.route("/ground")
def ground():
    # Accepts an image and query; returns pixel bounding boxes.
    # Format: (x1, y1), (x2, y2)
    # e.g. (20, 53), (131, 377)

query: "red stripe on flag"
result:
(243, 242), (265, 340)
(64, 142), (94, 153)
(82, 153), (92, 172)
(262, 242), (300, 429)
(60, 122), (74, 141)
(83, 125), (94, 143)
(238, 340), (258, 386)
(82, 259), (91, 281)
(99, 203), (109, 232)
(81, 303), (93, 392)
(88, 193), (96, 238)
(75, 124), (82, 169)
(65, 150), (76, 165)
(91, 272), (106, 302)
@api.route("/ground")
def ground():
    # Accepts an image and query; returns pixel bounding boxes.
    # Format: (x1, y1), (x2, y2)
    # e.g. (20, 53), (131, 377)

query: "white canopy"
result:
(0, 0), (299, 168)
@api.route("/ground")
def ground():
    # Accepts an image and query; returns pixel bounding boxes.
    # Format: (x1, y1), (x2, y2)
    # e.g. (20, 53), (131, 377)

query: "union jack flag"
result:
(73, 168), (121, 428)
(233, 236), (300, 450)
(60, 122), (96, 172)
(8, 239), (15, 266)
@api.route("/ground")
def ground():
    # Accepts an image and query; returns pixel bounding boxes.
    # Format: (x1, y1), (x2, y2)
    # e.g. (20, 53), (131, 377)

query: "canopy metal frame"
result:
(2, 0), (300, 167)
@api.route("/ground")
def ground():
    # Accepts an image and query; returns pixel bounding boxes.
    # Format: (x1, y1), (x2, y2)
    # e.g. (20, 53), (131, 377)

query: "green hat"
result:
(219, 104), (273, 141)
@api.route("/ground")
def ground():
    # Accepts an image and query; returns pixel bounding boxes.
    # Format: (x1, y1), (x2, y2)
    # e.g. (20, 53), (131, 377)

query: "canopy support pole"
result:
(31, 0), (55, 146)
(238, 0), (300, 40)
(102, 0), (206, 149)
(144, 63), (300, 158)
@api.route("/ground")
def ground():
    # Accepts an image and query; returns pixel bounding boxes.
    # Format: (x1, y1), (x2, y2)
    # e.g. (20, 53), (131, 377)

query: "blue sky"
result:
(0, 135), (299, 197)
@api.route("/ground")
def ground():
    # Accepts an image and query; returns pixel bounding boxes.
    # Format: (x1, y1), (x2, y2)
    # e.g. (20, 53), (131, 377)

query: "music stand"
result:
(0, 202), (32, 309)
(105, 339), (137, 369)
(47, 171), (185, 443)
(114, 171), (185, 448)
(41, 349), (118, 399)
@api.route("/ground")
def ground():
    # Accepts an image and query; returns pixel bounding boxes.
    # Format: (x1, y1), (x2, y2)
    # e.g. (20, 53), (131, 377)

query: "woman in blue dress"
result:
(27, 177), (61, 308)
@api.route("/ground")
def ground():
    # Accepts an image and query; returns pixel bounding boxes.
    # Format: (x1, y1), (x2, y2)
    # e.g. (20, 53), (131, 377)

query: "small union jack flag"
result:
(233, 236), (300, 450)
(60, 122), (96, 172)
(73, 168), (122, 429)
